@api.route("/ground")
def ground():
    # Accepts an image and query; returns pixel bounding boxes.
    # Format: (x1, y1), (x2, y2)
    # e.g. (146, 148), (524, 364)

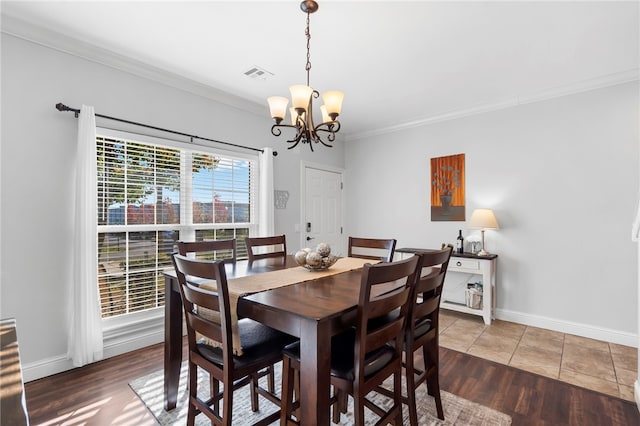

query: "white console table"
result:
(395, 248), (498, 325)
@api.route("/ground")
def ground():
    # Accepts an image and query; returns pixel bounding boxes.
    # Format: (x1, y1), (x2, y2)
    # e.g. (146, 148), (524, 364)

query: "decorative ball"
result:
(322, 255), (335, 267)
(294, 250), (308, 266)
(306, 251), (323, 267)
(315, 242), (331, 257)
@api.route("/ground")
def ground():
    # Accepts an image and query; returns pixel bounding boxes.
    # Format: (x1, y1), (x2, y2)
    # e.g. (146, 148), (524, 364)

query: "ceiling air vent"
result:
(244, 65), (274, 81)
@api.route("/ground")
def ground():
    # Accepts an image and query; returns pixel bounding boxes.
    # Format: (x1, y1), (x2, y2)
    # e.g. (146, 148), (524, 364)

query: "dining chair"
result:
(245, 235), (287, 263)
(376, 247), (452, 424)
(171, 254), (296, 426)
(348, 237), (397, 263)
(177, 239), (237, 264)
(178, 239), (281, 393)
(279, 255), (420, 425)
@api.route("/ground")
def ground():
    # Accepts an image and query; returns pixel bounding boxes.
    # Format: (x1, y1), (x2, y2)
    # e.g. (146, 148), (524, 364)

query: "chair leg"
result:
(427, 373), (444, 420)
(250, 373), (259, 412)
(280, 355), (296, 426)
(394, 370), (404, 426)
(405, 350), (419, 426)
(423, 344), (444, 420)
(293, 365), (301, 420)
(353, 393), (366, 426)
(187, 363), (198, 426)
(222, 377), (234, 426)
(332, 389), (347, 423)
(268, 365), (276, 393)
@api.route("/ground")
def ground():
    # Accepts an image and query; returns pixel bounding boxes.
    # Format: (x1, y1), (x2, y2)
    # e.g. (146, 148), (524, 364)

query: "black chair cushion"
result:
(283, 329), (395, 382)
(198, 318), (296, 370)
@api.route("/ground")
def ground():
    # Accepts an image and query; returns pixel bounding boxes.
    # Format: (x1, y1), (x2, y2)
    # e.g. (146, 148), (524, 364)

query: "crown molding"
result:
(1, 14), (266, 117)
(346, 68), (640, 142)
(3, 14), (637, 142)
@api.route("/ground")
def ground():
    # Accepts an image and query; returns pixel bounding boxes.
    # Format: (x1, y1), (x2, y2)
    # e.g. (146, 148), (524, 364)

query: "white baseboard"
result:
(23, 307), (637, 382)
(496, 308), (637, 347)
(22, 317), (166, 382)
(635, 380), (640, 412)
(21, 354), (76, 383)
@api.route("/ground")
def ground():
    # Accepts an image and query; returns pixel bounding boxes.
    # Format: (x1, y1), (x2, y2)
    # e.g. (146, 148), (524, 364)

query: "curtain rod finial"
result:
(56, 103), (80, 117)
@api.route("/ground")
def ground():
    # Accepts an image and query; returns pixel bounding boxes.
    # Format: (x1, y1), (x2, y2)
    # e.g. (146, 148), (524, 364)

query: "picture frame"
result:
(430, 153), (465, 221)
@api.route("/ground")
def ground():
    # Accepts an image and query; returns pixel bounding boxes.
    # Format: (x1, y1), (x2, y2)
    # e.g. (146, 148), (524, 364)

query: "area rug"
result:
(130, 363), (511, 425)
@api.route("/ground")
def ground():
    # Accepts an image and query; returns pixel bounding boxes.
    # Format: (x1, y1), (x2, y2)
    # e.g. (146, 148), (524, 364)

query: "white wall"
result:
(345, 82), (639, 344)
(2, 27), (637, 382)
(0, 33), (344, 380)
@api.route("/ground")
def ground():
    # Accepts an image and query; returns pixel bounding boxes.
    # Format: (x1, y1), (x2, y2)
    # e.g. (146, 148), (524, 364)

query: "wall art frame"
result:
(431, 153), (465, 221)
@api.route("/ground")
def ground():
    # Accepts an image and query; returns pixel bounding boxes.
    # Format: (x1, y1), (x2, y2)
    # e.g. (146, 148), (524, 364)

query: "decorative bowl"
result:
(302, 254), (339, 271)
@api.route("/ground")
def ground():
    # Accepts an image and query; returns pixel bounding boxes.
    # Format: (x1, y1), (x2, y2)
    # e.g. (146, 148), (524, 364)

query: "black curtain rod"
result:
(55, 103), (277, 156)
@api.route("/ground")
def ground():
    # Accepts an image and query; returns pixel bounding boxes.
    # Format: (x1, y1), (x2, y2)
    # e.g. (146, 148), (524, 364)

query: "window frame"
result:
(96, 127), (260, 328)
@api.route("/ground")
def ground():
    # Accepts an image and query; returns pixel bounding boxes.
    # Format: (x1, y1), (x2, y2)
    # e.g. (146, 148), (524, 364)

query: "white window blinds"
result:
(96, 133), (257, 318)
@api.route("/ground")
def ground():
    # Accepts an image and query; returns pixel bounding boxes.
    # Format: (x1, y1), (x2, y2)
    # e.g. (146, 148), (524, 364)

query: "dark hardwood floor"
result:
(24, 341), (639, 425)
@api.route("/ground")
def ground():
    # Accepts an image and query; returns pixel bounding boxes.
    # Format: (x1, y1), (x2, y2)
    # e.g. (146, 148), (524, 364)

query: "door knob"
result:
(306, 236), (315, 241)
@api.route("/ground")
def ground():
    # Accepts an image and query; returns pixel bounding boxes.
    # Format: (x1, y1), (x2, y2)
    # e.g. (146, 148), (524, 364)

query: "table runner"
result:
(200, 257), (376, 355)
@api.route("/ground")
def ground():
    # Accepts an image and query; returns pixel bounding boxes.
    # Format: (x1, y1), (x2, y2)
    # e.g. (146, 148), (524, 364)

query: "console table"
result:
(395, 248), (498, 325)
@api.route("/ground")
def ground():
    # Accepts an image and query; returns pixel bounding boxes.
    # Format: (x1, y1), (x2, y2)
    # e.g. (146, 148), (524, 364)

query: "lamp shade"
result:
(321, 90), (344, 117)
(267, 96), (289, 121)
(468, 209), (499, 230)
(289, 85), (314, 110)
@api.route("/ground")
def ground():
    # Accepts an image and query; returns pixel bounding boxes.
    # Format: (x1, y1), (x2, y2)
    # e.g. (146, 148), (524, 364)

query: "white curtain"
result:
(68, 105), (103, 367)
(258, 147), (275, 237)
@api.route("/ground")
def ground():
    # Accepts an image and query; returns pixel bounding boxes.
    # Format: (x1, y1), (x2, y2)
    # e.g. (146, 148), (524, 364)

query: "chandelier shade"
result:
(267, 0), (344, 151)
(267, 96), (289, 123)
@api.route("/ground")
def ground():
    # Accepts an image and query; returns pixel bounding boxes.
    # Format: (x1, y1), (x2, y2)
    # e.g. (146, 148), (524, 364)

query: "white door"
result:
(303, 166), (344, 256)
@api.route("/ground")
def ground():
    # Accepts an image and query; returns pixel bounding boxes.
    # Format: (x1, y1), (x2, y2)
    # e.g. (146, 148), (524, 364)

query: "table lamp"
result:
(468, 209), (499, 256)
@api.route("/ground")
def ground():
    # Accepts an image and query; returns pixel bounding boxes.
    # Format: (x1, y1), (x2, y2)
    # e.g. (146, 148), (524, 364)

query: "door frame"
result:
(300, 161), (346, 255)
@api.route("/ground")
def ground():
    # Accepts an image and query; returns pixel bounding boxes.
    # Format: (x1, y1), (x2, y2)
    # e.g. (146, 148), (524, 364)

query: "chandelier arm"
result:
(315, 120), (340, 134)
(270, 124), (282, 137)
(288, 127), (317, 151)
(308, 127), (335, 147)
(271, 123), (302, 137)
(314, 121), (341, 144)
(287, 133), (303, 150)
(317, 137), (333, 148)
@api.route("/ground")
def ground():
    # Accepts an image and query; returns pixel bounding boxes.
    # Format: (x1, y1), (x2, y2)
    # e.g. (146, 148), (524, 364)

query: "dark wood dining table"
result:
(164, 255), (364, 426)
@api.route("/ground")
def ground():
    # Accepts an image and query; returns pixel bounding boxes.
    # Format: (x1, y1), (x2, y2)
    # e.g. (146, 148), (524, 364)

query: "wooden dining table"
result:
(163, 255), (366, 426)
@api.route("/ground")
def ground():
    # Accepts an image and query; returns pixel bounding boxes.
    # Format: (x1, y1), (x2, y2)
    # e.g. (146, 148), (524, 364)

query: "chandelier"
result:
(267, 0), (344, 151)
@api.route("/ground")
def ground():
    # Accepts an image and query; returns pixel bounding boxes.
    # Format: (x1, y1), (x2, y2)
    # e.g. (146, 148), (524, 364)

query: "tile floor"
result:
(438, 310), (638, 401)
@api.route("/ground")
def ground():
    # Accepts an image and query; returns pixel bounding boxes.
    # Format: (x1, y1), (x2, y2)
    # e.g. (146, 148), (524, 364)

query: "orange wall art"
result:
(431, 153), (465, 221)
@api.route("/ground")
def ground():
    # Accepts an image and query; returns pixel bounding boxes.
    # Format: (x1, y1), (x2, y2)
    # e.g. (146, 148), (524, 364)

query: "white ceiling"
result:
(2, 1), (639, 140)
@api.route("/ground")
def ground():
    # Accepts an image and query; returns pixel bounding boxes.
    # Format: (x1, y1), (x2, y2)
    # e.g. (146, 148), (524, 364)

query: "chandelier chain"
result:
(305, 11), (311, 86)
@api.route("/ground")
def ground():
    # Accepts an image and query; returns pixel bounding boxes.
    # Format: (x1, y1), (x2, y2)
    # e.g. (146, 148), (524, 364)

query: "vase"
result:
(439, 195), (452, 213)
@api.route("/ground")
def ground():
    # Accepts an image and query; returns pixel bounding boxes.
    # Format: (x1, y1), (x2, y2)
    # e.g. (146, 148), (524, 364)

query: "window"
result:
(96, 132), (257, 318)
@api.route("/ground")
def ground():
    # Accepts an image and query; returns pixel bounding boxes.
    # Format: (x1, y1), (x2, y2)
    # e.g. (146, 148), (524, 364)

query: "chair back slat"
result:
(348, 237), (397, 262)
(177, 239), (237, 264)
(413, 295), (441, 321)
(245, 235), (287, 263)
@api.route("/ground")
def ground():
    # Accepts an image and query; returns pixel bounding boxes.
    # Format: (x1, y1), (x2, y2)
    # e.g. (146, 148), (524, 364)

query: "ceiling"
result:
(2, 1), (638, 141)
